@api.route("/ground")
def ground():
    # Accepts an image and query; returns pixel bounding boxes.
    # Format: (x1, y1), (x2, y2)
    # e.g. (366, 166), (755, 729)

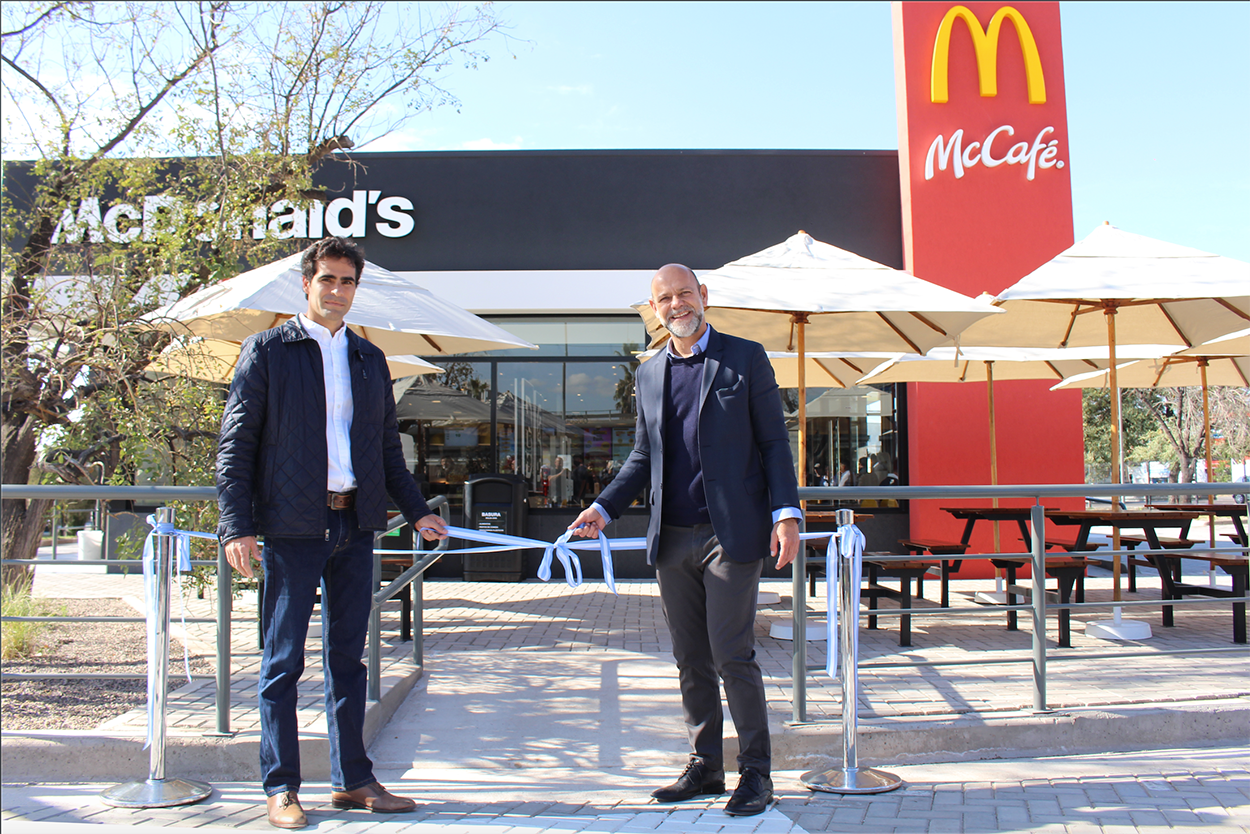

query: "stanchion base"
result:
(974, 591), (1009, 605)
(757, 591), (781, 605)
(101, 777), (212, 808)
(769, 620), (827, 641)
(1084, 619), (1153, 640)
(801, 766), (902, 794)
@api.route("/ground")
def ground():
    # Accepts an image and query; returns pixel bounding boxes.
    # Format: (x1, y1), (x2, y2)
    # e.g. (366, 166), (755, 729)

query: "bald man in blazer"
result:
(571, 264), (800, 817)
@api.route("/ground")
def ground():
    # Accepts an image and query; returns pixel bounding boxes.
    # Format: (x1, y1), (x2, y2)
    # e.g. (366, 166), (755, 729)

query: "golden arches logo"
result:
(931, 5), (1046, 104)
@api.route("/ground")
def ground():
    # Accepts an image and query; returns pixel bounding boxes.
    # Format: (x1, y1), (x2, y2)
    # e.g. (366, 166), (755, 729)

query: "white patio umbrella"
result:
(639, 348), (903, 389)
(1054, 327), (1250, 506)
(858, 345), (1176, 564)
(143, 253), (537, 356)
(633, 231), (1002, 486)
(146, 337), (444, 383)
(951, 224), (1250, 629)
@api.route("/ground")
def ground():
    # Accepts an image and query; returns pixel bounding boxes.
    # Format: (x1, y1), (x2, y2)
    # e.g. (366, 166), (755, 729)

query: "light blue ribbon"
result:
(826, 523), (865, 678)
(141, 516), (216, 750)
(419, 524), (645, 595)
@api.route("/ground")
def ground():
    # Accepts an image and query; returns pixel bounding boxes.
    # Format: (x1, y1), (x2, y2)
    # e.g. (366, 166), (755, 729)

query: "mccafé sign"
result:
(921, 4), (1065, 182)
(51, 189), (416, 245)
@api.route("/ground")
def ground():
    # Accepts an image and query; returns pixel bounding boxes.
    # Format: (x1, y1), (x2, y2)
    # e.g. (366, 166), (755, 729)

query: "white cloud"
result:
(549, 84), (593, 96)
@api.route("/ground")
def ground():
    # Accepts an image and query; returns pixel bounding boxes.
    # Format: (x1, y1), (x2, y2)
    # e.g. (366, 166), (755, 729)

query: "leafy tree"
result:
(1085, 386), (1250, 484)
(1, 1), (504, 586)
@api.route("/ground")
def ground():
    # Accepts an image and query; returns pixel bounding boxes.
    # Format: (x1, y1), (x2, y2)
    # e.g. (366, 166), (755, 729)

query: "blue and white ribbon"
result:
(418, 524), (648, 595)
(141, 515), (216, 750)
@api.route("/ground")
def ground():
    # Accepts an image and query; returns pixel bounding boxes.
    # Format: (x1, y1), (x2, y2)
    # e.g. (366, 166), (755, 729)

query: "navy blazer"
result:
(599, 328), (799, 564)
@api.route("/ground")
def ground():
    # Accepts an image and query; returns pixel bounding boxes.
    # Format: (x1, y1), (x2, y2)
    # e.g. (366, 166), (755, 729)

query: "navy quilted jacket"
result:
(216, 317), (432, 543)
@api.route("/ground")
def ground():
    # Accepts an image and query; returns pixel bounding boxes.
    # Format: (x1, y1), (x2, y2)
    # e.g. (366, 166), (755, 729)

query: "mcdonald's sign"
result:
(930, 5), (1047, 104)
(892, 2), (1080, 553)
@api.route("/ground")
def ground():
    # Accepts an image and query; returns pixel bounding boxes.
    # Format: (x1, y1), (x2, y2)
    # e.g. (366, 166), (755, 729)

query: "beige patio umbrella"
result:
(639, 348), (902, 388)
(950, 224), (1250, 620)
(633, 231), (1002, 488)
(858, 345), (1176, 556)
(143, 253), (536, 356)
(146, 337), (444, 382)
(1054, 327), (1249, 522)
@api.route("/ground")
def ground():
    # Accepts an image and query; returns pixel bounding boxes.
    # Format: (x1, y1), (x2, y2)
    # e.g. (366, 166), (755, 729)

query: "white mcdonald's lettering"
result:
(924, 124), (1064, 181)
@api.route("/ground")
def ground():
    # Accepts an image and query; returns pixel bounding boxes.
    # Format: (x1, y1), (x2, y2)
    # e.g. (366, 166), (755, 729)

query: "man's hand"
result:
(770, 517), (800, 569)
(225, 536), (261, 579)
(568, 507), (607, 538)
(416, 513), (448, 542)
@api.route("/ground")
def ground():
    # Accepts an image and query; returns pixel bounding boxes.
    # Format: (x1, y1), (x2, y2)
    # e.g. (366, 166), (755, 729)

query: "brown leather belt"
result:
(327, 490), (356, 510)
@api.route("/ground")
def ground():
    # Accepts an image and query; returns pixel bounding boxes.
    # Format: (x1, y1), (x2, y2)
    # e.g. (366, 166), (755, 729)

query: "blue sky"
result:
(365, 1), (1250, 261)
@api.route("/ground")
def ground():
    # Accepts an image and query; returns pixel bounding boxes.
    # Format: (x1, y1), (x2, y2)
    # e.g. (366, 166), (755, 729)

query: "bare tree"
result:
(1, 1), (505, 586)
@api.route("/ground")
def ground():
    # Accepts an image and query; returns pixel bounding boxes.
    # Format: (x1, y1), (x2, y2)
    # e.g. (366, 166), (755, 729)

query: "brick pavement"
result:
(5, 552), (1249, 831)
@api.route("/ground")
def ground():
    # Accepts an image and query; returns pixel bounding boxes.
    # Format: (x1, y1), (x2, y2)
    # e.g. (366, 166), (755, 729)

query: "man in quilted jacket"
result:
(217, 237), (447, 829)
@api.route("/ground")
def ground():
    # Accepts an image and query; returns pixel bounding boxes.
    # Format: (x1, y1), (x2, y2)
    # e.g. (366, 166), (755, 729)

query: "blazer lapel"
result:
(698, 328), (722, 415)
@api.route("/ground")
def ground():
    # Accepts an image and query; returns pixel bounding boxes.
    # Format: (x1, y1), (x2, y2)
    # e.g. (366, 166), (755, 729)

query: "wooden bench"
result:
(991, 556), (1087, 648)
(863, 557), (933, 647)
(898, 538), (967, 608)
(1117, 536), (1200, 592)
(1155, 553), (1247, 643)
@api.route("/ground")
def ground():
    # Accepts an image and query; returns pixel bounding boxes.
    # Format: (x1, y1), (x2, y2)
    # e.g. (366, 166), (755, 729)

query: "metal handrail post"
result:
(791, 516), (807, 723)
(101, 507), (211, 808)
(1030, 503), (1049, 712)
(50, 503), (58, 561)
(368, 531), (383, 702)
(802, 508), (901, 794)
(213, 540), (231, 735)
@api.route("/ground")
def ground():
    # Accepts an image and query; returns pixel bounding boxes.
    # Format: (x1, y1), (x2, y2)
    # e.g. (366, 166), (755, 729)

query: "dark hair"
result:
(301, 237), (365, 282)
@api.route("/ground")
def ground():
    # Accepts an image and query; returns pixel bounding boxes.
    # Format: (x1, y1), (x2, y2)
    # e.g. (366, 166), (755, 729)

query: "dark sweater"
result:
(661, 352), (711, 526)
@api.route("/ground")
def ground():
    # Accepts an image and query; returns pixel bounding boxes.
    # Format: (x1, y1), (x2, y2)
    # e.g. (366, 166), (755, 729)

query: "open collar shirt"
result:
(299, 314), (356, 492)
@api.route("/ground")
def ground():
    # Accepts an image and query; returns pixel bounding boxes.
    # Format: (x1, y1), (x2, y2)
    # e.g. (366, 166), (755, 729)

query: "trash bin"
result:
(463, 474), (528, 581)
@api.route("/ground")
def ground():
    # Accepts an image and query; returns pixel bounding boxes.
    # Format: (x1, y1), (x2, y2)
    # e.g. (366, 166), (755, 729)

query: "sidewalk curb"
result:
(1, 666), (423, 783)
(771, 697), (1250, 770)
(4, 692), (1244, 783)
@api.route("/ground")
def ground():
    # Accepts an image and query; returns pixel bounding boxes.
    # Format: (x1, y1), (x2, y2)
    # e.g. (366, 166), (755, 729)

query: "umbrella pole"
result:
(1084, 308), (1151, 641)
(1107, 308), (1123, 603)
(1201, 361), (1217, 585)
(796, 315), (808, 496)
(987, 363), (1004, 594)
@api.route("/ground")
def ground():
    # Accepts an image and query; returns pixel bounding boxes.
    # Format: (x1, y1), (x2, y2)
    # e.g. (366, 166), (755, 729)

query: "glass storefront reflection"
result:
(497, 361), (640, 509)
(786, 384), (902, 510)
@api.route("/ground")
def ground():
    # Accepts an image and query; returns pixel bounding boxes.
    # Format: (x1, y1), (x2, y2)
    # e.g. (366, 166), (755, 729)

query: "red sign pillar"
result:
(892, 2), (1084, 560)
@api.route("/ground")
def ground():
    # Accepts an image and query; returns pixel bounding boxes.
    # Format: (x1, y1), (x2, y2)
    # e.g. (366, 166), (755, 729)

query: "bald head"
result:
(649, 263), (708, 347)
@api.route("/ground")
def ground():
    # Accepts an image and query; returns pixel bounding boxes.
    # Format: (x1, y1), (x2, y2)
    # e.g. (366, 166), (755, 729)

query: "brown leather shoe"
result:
(330, 781), (417, 813)
(266, 791), (307, 829)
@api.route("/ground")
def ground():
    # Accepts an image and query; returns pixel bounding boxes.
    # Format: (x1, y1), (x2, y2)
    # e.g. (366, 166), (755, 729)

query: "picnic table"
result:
(1046, 509), (1246, 643)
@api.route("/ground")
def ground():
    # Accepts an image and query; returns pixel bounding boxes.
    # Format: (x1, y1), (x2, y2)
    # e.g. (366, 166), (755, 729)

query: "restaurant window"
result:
(787, 383), (904, 510)
(398, 315), (906, 515)
(397, 316), (647, 515)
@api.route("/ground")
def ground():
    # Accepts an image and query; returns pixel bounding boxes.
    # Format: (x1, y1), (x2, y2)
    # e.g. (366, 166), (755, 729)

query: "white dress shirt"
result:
(300, 314), (356, 492)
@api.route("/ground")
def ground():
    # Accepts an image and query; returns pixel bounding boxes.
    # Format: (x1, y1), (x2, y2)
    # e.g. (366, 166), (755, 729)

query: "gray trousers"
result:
(655, 524), (770, 774)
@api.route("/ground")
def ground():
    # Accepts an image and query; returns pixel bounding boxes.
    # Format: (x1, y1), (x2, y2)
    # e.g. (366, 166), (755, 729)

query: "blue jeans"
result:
(259, 507), (376, 795)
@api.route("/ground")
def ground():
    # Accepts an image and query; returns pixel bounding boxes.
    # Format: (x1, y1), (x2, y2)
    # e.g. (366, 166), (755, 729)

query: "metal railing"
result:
(0, 484), (453, 735)
(3, 482), (1246, 736)
(789, 482), (1249, 722)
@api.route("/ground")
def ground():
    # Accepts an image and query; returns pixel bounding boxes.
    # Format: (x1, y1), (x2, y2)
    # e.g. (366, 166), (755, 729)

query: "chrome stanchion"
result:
(102, 506), (212, 808)
(802, 508), (901, 795)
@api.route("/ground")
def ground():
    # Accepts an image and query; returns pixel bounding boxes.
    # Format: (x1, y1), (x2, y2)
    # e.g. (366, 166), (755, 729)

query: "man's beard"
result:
(665, 308), (704, 339)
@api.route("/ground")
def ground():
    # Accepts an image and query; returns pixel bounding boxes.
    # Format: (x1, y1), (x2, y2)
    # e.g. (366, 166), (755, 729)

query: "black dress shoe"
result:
(651, 759), (726, 802)
(724, 767), (774, 816)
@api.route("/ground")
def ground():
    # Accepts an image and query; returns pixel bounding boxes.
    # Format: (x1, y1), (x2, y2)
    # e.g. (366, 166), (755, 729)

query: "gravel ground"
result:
(2, 598), (214, 731)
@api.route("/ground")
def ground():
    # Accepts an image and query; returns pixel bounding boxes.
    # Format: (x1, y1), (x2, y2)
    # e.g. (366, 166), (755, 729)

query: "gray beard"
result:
(665, 309), (704, 339)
